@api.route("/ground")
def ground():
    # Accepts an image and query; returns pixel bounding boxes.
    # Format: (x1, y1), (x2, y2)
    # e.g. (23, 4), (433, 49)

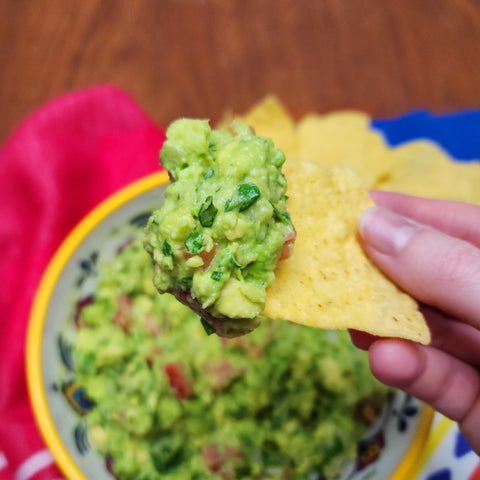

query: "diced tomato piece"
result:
(202, 444), (222, 473)
(164, 362), (193, 399)
(205, 361), (245, 389)
(105, 456), (122, 480)
(279, 228), (296, 261)
(182, 243), (219, 270)
(111, 295), (133, 333)
(74, 295), (95, 329)
(202, 444), (243, 479)
(199, 243), (219, 269)
(143, 315), (162, 337)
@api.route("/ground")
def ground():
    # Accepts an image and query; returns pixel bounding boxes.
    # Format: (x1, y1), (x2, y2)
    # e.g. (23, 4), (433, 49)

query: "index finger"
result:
(359, 206), (480, 329)
(369, 191), (480, 249)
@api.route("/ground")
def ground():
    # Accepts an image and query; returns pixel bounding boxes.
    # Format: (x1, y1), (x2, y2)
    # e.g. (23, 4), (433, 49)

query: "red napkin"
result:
(0, 85), (166, 480)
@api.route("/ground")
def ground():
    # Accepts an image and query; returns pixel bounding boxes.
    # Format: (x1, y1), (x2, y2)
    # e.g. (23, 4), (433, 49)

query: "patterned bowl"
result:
(27, 171), (434, 480)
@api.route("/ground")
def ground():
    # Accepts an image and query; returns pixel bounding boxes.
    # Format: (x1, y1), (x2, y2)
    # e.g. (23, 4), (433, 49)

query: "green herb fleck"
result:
(203, 167), (214, 179)
(200, 318), (216, 336)
(198, 196), (218, 227)
(225, 183), (261, 212)
(231, 255), (242, 268)
(270, 201), (291, 223)
(162, 240), (173, 256)
(208, 142), (217, 155)
(151, 437), (183, 473)
(180, 276), (193, 290)
(150, 211), (161, 225)
(211, 271), (222, 281)
(184, 229), (204, 254)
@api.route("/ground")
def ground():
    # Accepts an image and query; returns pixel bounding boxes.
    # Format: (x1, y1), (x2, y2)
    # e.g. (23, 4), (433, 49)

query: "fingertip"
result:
(368, 190), (413, 208)
(357, 205), (380, 240)
(369, 339), (424, 388)
(367, 190), (385, 204)
(358, 205), (419, 256)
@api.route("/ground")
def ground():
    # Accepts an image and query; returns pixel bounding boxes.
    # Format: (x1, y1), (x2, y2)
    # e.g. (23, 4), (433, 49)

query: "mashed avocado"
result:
(143, 119), (295, 336)
(74, 240), (389, 480)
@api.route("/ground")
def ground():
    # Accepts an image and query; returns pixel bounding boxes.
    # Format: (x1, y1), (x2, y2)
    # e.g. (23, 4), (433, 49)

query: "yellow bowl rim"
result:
(26, 170), (169, 480)
(26, 168), (434, 480)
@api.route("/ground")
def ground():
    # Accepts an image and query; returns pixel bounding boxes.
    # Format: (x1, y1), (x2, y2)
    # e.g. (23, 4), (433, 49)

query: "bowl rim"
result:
(26, 170), (169, 480)
(26, 169), (434, 480)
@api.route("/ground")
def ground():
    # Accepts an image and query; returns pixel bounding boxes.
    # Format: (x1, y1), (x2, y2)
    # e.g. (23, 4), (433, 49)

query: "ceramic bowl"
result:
(27, 171), (433, 480)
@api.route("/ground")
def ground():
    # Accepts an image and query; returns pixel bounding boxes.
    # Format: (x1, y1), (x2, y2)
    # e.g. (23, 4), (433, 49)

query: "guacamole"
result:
(74, 239), (390, 480)
(143, 119), (295, 337)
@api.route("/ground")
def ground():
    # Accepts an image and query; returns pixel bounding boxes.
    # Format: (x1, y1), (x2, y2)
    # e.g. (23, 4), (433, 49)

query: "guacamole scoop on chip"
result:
(144, 119), (295, 337)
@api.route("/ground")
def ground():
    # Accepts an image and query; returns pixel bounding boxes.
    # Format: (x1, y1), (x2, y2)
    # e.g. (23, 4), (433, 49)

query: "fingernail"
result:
(358, 206), (419, 255)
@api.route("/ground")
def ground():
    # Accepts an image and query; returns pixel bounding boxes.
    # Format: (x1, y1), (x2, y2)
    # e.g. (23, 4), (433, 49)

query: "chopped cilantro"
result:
(207, 142), (217, 155)
(270, 201), (291, 223)
(150, 211), (161, 225)
(200, 318), (216, 335)
(225, 183), (261, 212)
(230, 255), (242, 268)
(180, 276), (193, 290)
(211, 271), (222, 281)
(203, 167), (214, 179)
(162, 240), (173, 256)
(184, 229), (204, 254)
(198, 196), (218, 227)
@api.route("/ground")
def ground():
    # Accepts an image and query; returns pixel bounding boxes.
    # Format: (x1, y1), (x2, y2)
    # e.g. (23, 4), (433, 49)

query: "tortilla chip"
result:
(220, 97), (480, 344)
(220, 96), (299, 157)
(263, 160), (430, 345)
(376, 140), (480, 205)
(296, 113), (393, 188)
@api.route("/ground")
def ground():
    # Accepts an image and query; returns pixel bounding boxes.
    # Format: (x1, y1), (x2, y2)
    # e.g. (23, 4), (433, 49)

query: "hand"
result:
(352, 191), (480, 455)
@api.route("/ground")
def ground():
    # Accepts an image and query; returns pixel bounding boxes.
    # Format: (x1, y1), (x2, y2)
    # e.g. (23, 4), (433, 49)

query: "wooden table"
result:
(2, 0), (480, 143)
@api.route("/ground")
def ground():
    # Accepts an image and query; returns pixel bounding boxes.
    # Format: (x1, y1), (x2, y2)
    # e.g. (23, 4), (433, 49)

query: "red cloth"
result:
(470, 462), (480, 480)
(0, 85), (166, 480)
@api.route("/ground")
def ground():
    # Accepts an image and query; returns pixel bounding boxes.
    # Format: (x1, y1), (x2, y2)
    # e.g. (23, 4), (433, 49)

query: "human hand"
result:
(352, 191), (480, 455)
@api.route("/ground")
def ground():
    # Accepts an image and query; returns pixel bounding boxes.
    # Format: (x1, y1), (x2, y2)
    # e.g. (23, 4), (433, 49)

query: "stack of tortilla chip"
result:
(224, 97), (480, 345)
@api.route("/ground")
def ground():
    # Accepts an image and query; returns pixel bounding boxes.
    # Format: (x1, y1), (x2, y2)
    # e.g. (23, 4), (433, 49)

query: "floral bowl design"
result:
(27, 171), (433, 480)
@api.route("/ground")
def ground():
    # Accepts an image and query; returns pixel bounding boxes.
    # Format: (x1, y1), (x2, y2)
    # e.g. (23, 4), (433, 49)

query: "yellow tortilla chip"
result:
(218, 97), (480, 344)
(219, 96), (299, 157)
(376, 140), (480, 205)
(263, 160), (430, 345)
(296, 112), (393, 188)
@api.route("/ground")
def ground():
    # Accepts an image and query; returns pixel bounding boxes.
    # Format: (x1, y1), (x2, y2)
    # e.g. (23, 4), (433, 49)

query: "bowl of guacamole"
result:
(27, 171), (433, 480)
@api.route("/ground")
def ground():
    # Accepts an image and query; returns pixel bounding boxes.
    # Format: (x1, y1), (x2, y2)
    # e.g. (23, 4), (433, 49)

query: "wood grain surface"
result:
(2, 0), (480, 143)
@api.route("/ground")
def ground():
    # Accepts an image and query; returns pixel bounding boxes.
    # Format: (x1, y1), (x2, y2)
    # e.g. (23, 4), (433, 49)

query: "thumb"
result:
(359, 206), (480, 329)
